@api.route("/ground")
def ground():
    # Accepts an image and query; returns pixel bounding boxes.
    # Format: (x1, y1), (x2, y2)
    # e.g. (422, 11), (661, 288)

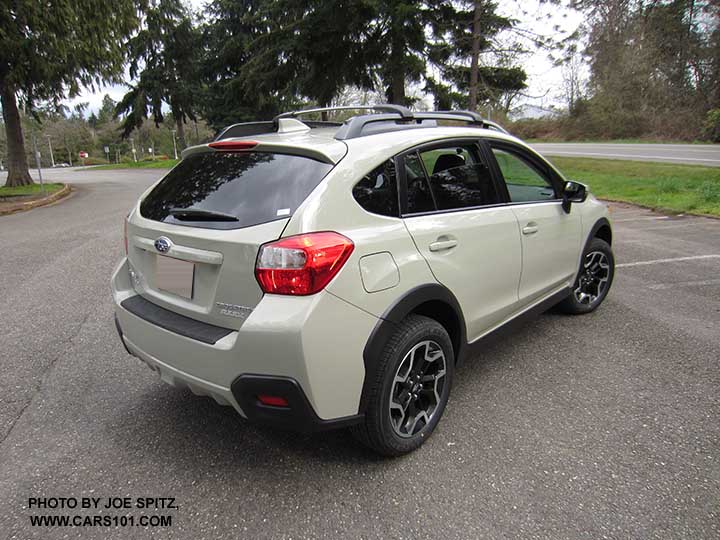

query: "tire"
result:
(352, 315), (454, 456)
(557, 237), (615, 314)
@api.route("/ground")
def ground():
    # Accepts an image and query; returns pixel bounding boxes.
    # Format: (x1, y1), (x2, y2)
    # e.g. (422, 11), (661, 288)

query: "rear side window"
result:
(140, 152), (333, 230)
(419, 145), (500, 211)
(404, 152), (435, 214)
(352, 160), (399, 217)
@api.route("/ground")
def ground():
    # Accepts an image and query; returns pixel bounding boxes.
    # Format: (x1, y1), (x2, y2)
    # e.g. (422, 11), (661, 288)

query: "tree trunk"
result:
(1, 84), (33, 187)
(387, 20), (406, 105)
(468, 0), (482, 112)
(390, 67), (406, 105)
(175, 116), (186, 150)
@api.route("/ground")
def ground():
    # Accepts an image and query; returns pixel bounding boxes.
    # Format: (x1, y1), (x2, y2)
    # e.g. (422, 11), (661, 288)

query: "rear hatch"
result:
(126, 149), (335, 330)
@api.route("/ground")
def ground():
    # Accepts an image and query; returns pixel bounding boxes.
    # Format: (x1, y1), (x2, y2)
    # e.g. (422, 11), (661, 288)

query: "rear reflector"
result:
(208, 140), (258, 151)
(257, 395), (289, 407)
(255, 232), (354, 296)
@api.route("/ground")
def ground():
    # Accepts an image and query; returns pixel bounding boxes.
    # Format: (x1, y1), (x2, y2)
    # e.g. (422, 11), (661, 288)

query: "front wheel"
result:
(558, 237), (615, 314)
(352, 315), (454, 456)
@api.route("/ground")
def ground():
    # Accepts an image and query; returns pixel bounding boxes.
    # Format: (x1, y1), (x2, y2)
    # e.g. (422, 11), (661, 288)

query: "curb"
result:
(0, 184), (72, 216)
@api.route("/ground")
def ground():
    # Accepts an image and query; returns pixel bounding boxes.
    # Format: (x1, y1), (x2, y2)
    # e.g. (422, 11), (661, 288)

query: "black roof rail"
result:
(214, 105), (500, 142)
(334, 110), (487, 140)
(274, 104), (414, 121)
(482, 120), (510, 134)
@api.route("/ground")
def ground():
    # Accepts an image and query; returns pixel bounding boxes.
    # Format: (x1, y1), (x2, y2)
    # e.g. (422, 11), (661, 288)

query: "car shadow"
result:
(109, 381), (386, 468)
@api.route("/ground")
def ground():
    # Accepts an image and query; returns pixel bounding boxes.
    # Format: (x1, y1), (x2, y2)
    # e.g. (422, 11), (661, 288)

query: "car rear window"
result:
(140, 152), (333, 230)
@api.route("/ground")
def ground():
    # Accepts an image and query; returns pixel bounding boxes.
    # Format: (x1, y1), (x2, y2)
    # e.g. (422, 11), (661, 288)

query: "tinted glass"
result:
(404, 152), (435, 213)
(352, 160), (399, 217)
(140, 152), (333, 229)
(420, 145), (500, 210)
(492, 148), (556, 202)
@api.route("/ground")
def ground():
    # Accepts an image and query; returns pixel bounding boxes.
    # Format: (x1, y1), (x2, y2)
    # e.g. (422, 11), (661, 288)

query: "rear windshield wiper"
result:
(169, 208), (239, 222)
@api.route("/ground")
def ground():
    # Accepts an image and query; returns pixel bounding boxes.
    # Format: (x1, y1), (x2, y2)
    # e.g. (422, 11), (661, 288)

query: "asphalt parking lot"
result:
(0, 169), (718, 539)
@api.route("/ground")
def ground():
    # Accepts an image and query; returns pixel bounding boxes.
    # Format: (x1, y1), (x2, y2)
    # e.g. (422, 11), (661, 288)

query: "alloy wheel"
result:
(574, 250), (611, 306)
(388, 340), (447, 438)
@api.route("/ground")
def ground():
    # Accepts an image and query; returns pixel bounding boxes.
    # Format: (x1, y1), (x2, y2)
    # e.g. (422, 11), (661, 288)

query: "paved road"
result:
(1, 169), (719, 539)
(532, 143), (720, 167)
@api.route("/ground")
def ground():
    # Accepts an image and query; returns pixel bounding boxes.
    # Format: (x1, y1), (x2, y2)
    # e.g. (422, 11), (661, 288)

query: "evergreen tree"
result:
(201, 0), (288, 128)
(116, 0), (200, 148)
(97, 95), (118, 126)
(426, 1), (526, 113)
(0, 0), (143, 186)
(242, 0), (377, 108)
(369, 0), (440, 105)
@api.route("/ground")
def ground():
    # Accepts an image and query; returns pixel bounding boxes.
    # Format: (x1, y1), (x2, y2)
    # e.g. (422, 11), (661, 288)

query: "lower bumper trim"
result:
(231, 374), (363, 433)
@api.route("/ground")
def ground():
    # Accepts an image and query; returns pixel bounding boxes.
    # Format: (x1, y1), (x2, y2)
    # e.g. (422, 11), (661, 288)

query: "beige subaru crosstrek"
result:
(112, 105), (614, 456)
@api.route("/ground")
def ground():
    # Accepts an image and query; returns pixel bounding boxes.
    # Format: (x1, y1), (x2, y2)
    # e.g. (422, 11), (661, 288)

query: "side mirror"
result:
(561, 181), (588, 213)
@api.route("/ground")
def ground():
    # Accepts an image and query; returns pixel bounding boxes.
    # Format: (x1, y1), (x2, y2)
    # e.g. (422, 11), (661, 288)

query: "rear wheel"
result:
(352, 315), (454, 456)
(558, 237), (614, 314)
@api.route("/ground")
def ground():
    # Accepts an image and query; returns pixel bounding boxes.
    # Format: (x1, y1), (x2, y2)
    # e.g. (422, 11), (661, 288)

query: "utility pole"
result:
(46, 136), (55, 167)
(171, 129), (178, 160)
(64, 137), (73, 167)
(31, 134), (46, 195)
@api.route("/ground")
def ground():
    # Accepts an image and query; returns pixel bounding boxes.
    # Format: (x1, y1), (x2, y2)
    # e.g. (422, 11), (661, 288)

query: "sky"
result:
(66, 0), (584, 117)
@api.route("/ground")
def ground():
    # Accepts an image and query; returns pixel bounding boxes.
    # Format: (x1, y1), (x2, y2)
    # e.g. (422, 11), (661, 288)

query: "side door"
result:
(487, 142), (582, 304)
(400, 140), (523, 342)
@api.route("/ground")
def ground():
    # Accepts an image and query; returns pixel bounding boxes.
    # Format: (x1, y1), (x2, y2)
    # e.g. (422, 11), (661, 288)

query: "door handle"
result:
(429, 239), (458, 252)
(522, 223), (539, 235)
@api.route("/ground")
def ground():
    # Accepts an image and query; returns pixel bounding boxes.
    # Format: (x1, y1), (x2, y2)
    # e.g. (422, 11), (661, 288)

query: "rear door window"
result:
(140, 152), (333, 230)
(404, 152), (436, 214)
(491, 147), (558, 203)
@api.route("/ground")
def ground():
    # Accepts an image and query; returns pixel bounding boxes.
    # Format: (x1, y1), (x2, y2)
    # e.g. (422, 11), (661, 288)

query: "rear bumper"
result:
(114, 315), (240, 409)
(113, 316), (363, 431)
(111, 257), (377, 428)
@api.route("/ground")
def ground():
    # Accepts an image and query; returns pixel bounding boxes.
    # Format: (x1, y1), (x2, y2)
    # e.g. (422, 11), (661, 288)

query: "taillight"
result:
(255, 232), (354, 296)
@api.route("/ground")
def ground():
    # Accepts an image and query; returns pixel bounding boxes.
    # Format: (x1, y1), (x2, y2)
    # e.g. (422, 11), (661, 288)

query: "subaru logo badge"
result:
(154, 236), (172, 253)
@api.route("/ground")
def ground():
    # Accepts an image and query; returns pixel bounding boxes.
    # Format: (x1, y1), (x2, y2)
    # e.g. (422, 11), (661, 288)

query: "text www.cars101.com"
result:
(30, 514), (172, 527)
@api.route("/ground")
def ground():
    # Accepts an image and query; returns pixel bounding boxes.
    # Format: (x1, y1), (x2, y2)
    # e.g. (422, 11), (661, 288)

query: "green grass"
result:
(547, 156), (720, 216)
(0, 183), (64, 197)
(494, 150), (547, 186)
(90, 159), (179, 170)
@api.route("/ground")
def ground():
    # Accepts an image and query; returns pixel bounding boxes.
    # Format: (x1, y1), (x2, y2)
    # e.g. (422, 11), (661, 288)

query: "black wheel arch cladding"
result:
(360, 283), (466, 414)
(589, 217), (612, 245)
